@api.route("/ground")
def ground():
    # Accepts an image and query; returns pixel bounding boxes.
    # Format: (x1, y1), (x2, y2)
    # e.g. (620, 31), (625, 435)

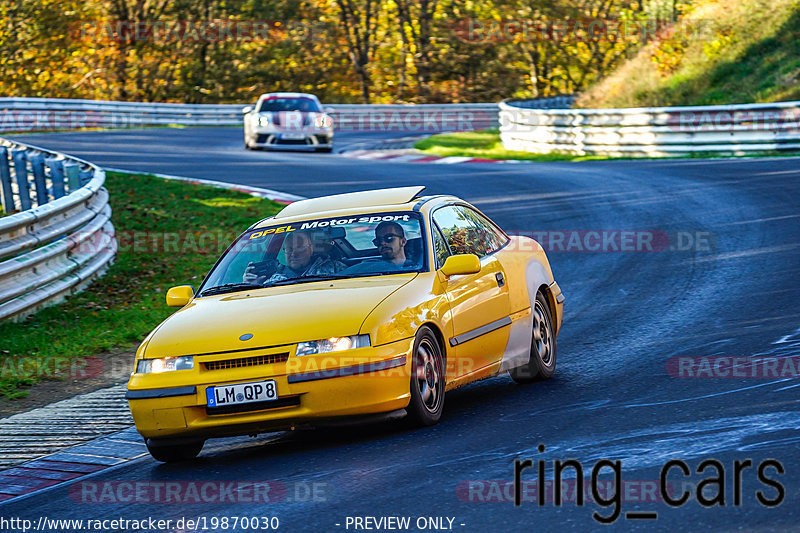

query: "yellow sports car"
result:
(127, 186), (564, 462)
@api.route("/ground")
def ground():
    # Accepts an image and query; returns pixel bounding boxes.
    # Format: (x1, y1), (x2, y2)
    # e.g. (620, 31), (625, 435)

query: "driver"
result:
(341, 221), (418, 274)
(243, 230), (345, 284)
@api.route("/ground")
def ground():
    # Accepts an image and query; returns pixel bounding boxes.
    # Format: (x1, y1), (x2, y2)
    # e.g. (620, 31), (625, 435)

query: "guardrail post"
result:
(29, 153), (48, 206)
(63, 163), (80, 192)
(0, 147), (14, 214)
(46, 158), (66, 198)
(79, 169), (93, 186)
(11, 149), (32, 211)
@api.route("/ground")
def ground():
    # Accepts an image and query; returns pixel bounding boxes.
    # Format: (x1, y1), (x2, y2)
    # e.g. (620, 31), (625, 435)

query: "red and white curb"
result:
(104, 167), (305, 204)
(339, 149), (524, 164)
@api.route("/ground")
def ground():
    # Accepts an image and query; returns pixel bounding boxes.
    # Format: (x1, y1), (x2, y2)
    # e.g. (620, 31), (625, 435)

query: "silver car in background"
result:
(242, 92), (334, 152)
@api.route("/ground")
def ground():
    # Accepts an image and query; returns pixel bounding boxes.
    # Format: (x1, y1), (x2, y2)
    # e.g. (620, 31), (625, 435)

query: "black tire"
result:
(406, 326), (445, 426)
(244, 132), (256, 150)
(146, 438), (204, 463)
(509, 291), (557, 384)
(316, 147), (333, 153)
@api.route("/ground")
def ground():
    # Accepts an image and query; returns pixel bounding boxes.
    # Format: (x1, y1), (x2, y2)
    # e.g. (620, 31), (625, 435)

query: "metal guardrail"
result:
(0, 138), (115, 322)
(0, 98), (242, 130)
(499, 99), (800, 156)
(502, 95), (576, 109)
(0, 98), (500, 133)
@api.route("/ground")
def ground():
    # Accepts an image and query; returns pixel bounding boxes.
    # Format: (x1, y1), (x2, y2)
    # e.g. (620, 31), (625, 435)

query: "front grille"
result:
(202, 352), (289, 371)
(274, 138), (309, 145)
(206, 395), (301, 416)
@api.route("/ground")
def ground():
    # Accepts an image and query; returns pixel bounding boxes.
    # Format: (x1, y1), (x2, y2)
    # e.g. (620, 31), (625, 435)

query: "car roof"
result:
(257, 92), (320, 100)
(251, 187), (461, 229)
(273, 186), (426, 220)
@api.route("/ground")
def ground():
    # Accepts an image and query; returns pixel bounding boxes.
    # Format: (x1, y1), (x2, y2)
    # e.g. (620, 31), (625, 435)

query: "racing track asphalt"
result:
(2, 127), (800, 531)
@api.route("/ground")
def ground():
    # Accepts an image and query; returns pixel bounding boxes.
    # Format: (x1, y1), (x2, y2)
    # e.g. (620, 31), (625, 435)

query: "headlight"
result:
(136, 356), (194, 373)
(258, 115), (270, 127)
(314, 114), (333, 129)
(296, 334), (369, 356)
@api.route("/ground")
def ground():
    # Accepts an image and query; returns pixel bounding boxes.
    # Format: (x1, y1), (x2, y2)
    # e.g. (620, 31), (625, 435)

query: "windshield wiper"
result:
(199, 282), (264, 297)
(265, 274), (353, 286)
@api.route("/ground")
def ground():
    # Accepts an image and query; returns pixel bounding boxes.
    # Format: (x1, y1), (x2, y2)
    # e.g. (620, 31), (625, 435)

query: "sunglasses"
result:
(372, 234), (402, 246)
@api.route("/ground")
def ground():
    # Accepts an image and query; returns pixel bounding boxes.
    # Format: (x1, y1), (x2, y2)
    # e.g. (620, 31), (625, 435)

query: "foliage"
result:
(0, 0), (682, 103)
(578, 0), (800, 107)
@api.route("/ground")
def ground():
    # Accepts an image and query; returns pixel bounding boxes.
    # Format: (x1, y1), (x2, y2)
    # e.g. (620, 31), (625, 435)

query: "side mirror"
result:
(166, 285), (194, 307)
(242, 106), (253, 114)
(439, 254), (481, 278)
(324, 106), (335, 115)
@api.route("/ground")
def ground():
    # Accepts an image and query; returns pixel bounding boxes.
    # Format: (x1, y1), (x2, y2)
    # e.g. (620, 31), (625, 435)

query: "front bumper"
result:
(548, 280), (565, 334)
(251, 130), (333, 149)
(127, 337), (413, 439)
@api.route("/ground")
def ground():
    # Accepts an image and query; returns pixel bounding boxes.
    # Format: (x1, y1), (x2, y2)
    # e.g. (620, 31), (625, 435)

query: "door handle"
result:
(495, 272), (505, 287)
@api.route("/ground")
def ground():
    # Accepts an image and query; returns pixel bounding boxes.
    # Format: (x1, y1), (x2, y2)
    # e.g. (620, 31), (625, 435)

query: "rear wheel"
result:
(406, 326), (445, 426)
(146, 438), (204, 463)
(509, 291), (556, 384)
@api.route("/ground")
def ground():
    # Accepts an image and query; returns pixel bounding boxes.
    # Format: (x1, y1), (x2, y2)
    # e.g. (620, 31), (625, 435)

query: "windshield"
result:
(257, 97), (321, 113)
(199, 212), (427, 296)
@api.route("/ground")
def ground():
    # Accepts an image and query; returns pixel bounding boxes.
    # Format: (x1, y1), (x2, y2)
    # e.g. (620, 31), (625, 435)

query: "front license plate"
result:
(281, 133), (306, 140)
(206, 380), (277, 407)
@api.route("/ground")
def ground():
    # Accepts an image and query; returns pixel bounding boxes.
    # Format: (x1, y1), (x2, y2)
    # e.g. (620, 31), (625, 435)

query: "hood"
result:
(261, 110), (324, 129)
(145, 274), (417, 357)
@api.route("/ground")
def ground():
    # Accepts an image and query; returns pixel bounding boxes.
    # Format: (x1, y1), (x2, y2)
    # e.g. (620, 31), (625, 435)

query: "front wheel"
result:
(244, 129), (256, 150)
(406, 326), (445, 426)
(146, 438), (204, 463)
(509, 291), (557, 384)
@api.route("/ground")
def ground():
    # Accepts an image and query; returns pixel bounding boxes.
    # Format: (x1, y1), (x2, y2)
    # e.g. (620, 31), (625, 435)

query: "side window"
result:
(432, 223), (450, 269)
(432, 205), (506, 258)
(463, 207), (507, 254)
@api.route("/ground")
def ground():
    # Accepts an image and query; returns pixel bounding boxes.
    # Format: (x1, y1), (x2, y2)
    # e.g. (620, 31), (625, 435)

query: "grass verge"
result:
(0, 171), (283, 400)
(414, 129), (800, 162)
(413, 129), (593, 161)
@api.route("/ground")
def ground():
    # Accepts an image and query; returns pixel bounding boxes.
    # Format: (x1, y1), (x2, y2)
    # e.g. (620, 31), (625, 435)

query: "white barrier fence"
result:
(0, 98), (500, 133)
(7, 97), (796, 156)
(499, 99), (800, 156)
(0, 138), (115, 322)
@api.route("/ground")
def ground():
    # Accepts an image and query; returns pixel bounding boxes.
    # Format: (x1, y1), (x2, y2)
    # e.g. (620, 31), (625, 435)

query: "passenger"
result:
(342, 221), (418, 274)
(244, 230), (345, 284)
